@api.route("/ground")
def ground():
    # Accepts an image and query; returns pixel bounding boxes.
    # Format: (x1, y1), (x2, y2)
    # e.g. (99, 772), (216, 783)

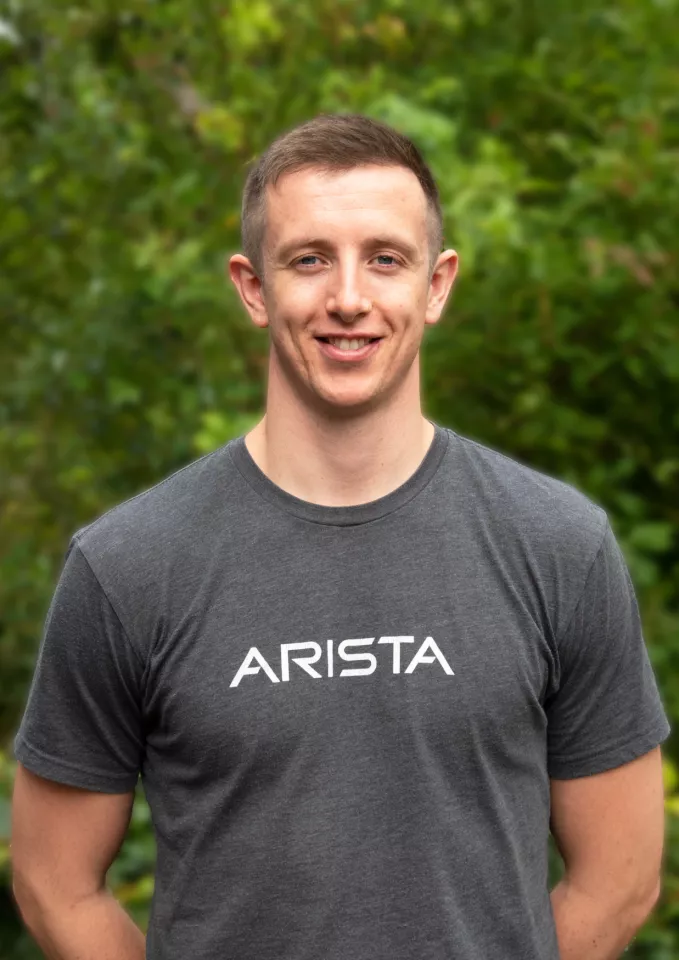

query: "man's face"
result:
(236, 164), (456, 417)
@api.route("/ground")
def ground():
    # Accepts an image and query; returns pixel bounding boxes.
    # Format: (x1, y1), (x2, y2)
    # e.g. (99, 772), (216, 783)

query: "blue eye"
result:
(376, 255), (398, 266)
(296, 255), (319, 266)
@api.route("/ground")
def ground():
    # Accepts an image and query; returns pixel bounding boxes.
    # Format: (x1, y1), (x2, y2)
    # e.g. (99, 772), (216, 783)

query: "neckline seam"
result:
(227, 427), (450, 527)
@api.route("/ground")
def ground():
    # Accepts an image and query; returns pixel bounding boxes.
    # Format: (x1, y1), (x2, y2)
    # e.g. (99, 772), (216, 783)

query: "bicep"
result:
(549, 746), (666, 906)
(11, 763), (135, 907)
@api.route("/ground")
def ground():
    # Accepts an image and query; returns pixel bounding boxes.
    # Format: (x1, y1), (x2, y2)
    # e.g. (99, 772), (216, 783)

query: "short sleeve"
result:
(546, 521), (671, 779)
(13, 539), (144, 793)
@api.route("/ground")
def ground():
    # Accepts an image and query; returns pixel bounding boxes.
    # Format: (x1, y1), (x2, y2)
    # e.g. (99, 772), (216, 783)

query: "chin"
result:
(312, 389), (386, 418)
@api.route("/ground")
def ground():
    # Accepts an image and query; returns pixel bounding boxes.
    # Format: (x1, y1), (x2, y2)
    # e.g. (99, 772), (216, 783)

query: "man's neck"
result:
(244, 400), (435, 509)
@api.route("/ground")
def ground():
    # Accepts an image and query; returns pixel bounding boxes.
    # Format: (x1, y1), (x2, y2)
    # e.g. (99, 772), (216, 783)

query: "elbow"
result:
(11, 865), (60, 936)
(12, 868), (45, 930)
(563, 868), (662, 926)
(629, 877), (663, 931)
(12, 873), (39, 932)
(642, 877), (662, 914)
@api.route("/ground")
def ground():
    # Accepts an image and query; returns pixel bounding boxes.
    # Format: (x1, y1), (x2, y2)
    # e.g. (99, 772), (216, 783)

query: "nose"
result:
(325, 261), (372, 324)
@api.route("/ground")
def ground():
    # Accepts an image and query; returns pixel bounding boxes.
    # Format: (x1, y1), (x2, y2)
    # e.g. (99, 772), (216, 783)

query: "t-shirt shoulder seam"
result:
(453, 432), (595, 496)
(77, 444), (230, 540)
(554, 515), (610, 648)
(453, 432), (549, 476)
(70, 539), (146, 669)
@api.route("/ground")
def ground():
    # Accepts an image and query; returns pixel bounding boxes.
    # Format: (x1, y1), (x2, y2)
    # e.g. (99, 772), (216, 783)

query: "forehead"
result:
(264, 164), (429, 249)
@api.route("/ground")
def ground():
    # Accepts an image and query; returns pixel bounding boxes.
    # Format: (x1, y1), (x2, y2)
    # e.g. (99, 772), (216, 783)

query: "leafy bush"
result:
(2, 0), (677, 954)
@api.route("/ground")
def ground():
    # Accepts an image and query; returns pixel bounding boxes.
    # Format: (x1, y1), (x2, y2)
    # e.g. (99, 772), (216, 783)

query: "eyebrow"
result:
(273, 235), (423, 265)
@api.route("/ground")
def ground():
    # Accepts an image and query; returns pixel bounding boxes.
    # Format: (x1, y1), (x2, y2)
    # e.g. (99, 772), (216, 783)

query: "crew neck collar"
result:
(228, 422), (450, 526)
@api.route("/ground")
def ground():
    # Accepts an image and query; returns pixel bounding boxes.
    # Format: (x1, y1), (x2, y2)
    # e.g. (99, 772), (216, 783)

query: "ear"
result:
(228, 254), (268, 329)
(424, 249), (459, 327)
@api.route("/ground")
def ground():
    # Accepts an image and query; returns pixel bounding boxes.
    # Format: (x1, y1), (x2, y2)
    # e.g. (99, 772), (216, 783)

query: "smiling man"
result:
(11, 115), (671, 960)
(229, 155), (456, 500)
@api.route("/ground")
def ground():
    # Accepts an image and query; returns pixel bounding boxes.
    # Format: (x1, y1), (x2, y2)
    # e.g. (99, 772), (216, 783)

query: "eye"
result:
(374, 254), (400, 267)
(294, 255), (321, 267)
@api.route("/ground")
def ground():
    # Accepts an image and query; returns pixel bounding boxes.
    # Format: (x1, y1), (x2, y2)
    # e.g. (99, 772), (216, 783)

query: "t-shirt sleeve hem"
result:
(547, 718), (672, 780)
(13, 734), (140, 794)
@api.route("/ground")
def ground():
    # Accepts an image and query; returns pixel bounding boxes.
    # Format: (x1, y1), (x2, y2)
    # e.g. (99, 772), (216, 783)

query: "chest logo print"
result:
(230, 636), (454, 688)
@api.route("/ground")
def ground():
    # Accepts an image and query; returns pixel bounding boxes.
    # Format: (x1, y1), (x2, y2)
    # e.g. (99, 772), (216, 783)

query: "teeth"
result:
(328, 338), (370, 351)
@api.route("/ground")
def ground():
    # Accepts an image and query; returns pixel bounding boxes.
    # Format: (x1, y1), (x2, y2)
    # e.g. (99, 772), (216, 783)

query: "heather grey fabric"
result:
(14, 424), (671, 960)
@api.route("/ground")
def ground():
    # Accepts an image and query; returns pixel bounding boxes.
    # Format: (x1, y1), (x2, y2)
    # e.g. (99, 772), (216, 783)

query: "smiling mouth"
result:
(316, 336), (381, 351)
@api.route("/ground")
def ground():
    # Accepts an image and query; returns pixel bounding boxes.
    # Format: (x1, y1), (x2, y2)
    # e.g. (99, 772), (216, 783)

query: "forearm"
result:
(551, 877), (655, 960)
(16, 886), (145, 960)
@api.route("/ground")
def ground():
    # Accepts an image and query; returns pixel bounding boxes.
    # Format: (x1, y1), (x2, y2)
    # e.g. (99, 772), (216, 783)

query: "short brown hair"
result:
(241, 113), (444, 277)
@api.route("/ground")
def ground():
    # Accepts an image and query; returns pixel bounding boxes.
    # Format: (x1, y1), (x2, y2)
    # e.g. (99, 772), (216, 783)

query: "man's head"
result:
(240, 114), (444, 280)
(229, 114), (458, 419)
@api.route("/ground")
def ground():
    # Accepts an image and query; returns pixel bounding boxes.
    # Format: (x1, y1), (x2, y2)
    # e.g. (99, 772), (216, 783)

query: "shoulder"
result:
(443, 428), (609, 566)
(73, 440), (243, 585)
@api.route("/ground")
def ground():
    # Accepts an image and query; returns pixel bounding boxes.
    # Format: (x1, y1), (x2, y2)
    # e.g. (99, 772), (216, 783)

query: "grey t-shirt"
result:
(14, 424), (671, 960)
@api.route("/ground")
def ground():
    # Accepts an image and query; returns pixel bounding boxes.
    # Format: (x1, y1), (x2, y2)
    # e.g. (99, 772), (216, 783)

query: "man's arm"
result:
(11, 764), (145, 960)
(549, 746), (666, 960)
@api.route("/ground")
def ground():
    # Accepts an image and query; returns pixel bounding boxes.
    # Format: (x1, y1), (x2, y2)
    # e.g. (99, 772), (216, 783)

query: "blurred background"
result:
(1, 0), (678, 955)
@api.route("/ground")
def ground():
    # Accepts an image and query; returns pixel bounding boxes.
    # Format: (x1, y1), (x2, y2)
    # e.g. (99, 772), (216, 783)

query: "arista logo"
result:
(230, 636), (455, 688)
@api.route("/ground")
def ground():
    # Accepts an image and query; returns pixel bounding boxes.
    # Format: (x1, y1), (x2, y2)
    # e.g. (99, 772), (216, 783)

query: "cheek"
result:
(381, 294), (426, 332)
(375, 274), (427, 309)
(272, 281), (324, 327)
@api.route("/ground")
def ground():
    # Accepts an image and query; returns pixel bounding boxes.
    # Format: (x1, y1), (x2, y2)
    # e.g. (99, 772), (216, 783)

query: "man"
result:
(11, 114), (670, 960)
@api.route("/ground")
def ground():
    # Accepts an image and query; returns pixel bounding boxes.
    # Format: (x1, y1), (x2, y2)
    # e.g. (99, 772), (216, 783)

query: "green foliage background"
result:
(1, 0), (678, 955)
